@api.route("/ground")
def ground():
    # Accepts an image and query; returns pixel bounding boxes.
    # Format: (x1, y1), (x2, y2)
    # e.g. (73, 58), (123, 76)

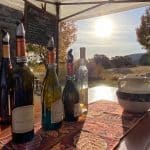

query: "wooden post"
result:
(56, 3), (60, 74)
(23, 0), (28, 30)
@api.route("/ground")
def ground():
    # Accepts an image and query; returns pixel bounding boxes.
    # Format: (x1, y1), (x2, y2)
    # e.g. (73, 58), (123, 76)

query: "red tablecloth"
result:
(0, 100), (145, 150)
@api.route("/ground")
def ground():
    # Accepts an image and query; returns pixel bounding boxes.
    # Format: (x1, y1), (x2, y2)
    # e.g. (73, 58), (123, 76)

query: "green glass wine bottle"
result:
(0, 30), (13, 124)
(62, 49), (81, 122)
(42, 36), (63, 131)
(12, 22), (34, 144)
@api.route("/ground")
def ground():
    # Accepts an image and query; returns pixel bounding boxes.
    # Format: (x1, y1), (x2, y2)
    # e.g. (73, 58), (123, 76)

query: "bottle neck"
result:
(16, 36), (27, 63)
(0, 58), (12, 72)
(47, 64), (57, 76)
(67, 62), (74, 77)
(80, 58), (85, 66)
(2, 42), (10, 59)
(47, 51), (57, 77)
(48, 51), (55, 65)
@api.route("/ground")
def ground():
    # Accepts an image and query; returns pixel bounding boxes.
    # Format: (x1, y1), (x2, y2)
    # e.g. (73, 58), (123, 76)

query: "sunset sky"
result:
(71, 6), (149, 59)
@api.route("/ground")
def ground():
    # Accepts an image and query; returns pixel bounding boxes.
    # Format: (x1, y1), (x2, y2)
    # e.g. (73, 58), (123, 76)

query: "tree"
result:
(93, 54), (112, 69)
(111, 56), (133, 68)
(26, 44), (48, 68)
(59, 21), (77, 63)
(27, 21), (77, 68)
(136, 7), (150, 52)
(87, 61), (104, 80)
(139, 53), (150, 66)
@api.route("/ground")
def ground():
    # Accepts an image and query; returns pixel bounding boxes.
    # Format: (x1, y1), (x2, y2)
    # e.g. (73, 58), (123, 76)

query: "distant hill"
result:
(125, 53), (145, 64)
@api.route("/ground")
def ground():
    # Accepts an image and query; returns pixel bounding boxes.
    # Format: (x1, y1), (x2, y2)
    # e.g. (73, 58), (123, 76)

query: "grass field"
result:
(129, 66), (150, 74)
(89, 66), (150, 87)
(31, 64), (150, 88)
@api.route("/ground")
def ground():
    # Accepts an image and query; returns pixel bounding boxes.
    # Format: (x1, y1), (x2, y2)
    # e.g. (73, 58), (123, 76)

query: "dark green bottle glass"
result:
(12, 22), (34, 144)
(62, 49), (81, 122)
(42, 36), (63, 131)
(0, 30), (13, 124)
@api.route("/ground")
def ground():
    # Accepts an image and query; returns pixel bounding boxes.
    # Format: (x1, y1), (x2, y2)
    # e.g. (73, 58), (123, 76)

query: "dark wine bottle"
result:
(62, 49), (81, 122)
(12, 22), (34, 144)
(0, 30), (13, 124)
(42, 36), (63, 131)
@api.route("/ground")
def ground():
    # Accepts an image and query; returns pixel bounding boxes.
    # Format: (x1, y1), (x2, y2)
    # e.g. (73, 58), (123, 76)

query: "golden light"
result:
(94, 17), (114, 38)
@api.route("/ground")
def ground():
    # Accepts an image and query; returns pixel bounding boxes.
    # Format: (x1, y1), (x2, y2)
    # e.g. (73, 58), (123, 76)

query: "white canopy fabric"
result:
(59, 2), (150, 21)
(0, 0), (150, 21)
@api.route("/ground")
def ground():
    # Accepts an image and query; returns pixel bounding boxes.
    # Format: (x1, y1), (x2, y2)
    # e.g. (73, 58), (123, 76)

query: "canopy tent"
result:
(0, 0), (150, 71)
(28, 0), (150, 21)
(1, 0), (150, 21)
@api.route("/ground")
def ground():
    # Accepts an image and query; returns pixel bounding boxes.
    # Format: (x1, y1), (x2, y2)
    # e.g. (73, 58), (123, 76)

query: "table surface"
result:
(0, 97), (146, 150)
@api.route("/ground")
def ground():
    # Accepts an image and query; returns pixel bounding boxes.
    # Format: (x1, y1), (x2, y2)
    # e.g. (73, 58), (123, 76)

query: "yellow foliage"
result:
(59, 21), (77, 63)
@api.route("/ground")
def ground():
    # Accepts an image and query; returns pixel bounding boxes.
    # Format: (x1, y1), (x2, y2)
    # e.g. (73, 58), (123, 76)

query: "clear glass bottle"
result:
(42, 36), (63, 130)
(77, 47), (88, 114)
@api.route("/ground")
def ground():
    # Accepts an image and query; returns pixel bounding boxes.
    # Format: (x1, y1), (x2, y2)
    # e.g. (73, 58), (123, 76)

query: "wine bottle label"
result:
(16, 38), (26, 57)
(2, 45), (10, 58)
(12, 105), (34, 133)
(74, 103), (82, 117)
(51, 100), (63, 123)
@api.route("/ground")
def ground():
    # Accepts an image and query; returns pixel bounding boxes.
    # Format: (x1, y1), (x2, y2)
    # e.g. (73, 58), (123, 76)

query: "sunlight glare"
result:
(88, 85), (117, 103)
(94, 17), (114, 38)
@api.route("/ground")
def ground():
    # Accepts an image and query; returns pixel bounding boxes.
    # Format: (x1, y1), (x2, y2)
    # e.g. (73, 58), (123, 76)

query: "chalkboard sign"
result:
(0, 4), (23, 50)
(25, 2), (57, 46)
(0, 3), (23, 63)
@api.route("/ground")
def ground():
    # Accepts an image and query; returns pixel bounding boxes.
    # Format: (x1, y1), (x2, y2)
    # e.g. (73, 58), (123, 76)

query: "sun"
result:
(94, 17), (114, 38)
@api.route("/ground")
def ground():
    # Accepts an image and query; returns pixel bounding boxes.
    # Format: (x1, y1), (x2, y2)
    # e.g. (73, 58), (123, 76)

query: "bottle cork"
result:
(16, 22), (25, 37)
(47, 36), (54, 51)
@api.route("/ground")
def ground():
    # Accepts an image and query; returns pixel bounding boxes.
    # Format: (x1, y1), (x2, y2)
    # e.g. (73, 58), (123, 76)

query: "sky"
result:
(71, 6), (149, 59)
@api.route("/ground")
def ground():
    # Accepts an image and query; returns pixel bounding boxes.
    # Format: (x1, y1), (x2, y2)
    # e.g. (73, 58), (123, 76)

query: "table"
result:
(0, 99), (145, 150)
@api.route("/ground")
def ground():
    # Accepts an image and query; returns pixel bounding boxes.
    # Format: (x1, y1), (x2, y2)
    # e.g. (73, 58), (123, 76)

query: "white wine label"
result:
(51, 100), (64, 123)
(12, 105), (34, 133)
(74, 103), (82, 117)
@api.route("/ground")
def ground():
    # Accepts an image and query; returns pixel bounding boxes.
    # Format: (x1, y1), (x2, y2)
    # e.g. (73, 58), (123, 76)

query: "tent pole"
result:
(56, 3), (60, 74)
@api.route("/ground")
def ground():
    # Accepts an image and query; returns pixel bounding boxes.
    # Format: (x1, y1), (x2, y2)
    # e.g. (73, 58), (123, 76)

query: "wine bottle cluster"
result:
(0, 21), (88, 145)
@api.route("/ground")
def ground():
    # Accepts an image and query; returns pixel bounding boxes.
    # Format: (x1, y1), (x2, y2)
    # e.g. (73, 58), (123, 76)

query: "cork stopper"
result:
(67, 49), (73, 63)
(1, 30), (10, 58)
(80, 47), (86, 59)
(1, 30), (9, 43)
(47, 36), (54, 51)
(67, 49), (74, 76)
(16, 22), (25, 37)
(47, 36), (55, 64)
(16, 22), (27, 62)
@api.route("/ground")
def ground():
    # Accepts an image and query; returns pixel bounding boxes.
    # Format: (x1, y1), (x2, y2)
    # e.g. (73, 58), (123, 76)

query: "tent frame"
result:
(28, 0), (150, 72)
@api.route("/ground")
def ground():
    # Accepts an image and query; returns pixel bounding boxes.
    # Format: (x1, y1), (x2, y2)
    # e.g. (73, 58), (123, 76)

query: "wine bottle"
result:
(0, 30), (13, 124)
(12, 22), (34, 144)
(62, 49), (80, 122)
(42, 36), (63, 131)
(77, 47), (88, 114)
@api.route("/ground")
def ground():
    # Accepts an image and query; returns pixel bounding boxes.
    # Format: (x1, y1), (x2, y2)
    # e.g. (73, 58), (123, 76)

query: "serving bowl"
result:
(117, 74), (150, 113)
